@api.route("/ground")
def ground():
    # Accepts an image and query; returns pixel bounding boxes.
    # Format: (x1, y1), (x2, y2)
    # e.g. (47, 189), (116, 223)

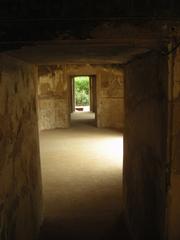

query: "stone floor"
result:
(39, 112), (131, 240)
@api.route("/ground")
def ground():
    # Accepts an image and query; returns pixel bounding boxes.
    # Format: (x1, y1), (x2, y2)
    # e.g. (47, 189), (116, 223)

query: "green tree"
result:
(75, 76), (89, 106)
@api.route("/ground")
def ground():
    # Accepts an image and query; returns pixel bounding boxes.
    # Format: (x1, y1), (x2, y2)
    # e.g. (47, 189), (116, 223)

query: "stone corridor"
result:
(39, 113), (130, 239)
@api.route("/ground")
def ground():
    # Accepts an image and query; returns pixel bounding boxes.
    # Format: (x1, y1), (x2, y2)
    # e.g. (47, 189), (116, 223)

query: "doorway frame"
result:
(69, 74), (97, 126)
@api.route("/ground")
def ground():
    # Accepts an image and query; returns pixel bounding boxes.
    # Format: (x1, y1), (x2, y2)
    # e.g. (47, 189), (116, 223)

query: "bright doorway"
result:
(70, 75), (97, 126)
(74, 76), (90, 112)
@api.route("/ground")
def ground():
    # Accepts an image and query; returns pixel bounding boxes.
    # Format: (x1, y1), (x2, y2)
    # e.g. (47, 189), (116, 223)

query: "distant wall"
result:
(38, 65), (69, 130)
(38, 64), (124, 130)
(124, 52), (168, 240)
(0, 54), (42, 240)
(168, 46), (180, 240)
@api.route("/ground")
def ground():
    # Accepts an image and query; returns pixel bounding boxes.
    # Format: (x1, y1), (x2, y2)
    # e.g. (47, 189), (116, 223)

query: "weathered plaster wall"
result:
(0, 55), (42, 240)
(38, 65), (69, 130)
(168, 47), (180, 240)
(124, 52), (168, 240)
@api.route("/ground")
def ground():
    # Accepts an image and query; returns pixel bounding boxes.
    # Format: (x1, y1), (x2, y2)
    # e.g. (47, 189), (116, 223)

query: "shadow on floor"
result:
(70, 111), (96, 128)
(39, 213), (131, 240)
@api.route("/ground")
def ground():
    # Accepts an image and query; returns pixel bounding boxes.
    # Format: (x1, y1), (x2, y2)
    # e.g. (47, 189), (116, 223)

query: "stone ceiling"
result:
(4, 20), (173, 65)
(6, 41), (149, 64)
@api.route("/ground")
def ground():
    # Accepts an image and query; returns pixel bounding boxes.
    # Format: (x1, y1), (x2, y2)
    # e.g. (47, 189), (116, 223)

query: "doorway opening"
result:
(70, 75), (97, 127)
(74, 76), (90, 112)
(37, 64), (126, 239)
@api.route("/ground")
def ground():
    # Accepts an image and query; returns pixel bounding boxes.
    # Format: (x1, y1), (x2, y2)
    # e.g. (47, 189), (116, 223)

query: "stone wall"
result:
(124, 52), (168, 240)
(0, 55), (42, 240)
(167, 47), (180, 240)
(99, 69), (124, 129)
(38, 65), (69, 130)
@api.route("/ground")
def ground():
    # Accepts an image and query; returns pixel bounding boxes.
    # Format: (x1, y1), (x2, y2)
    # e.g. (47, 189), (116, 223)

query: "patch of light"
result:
(75, 106), (90, 112)
(92, 135), (123, 170)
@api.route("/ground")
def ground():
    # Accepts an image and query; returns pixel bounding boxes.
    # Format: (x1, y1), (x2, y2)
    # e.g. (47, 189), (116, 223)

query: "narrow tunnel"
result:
(37, 62), (126, 239)
(0, 19), (180, 240)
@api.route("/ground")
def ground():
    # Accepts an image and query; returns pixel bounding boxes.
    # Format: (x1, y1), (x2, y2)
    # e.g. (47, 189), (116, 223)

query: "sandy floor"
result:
(39, 112), (130, 240)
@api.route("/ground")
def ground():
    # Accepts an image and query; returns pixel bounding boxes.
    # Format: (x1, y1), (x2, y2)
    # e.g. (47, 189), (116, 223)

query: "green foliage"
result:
(75, 76), (89, 106)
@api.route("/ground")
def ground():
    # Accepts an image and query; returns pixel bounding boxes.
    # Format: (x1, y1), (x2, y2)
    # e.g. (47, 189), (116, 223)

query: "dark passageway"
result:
(39, 113), (130, 240)
(1, 2), (180, 239)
